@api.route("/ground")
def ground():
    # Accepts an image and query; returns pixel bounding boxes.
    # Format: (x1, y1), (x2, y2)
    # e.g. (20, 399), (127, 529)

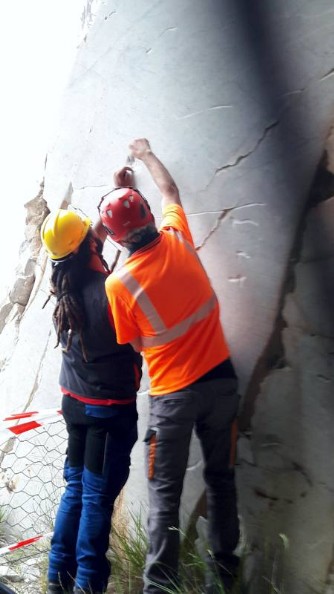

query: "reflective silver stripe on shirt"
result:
(115, 268), (166, 334)
(167, 227), (207, 274)
(141, 293), (217, 348)
(116, 263), (217, 348)
(166, 227), (195, 254)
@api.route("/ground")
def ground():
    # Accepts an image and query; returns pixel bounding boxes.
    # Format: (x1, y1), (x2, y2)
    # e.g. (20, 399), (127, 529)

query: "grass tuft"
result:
(109, 510), (147, 594)
(107, 511), (239, 593)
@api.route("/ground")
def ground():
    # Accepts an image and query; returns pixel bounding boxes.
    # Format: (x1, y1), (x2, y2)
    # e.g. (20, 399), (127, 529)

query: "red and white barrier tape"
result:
(0, 408), (63, 445)
(0, 532), (53, 556)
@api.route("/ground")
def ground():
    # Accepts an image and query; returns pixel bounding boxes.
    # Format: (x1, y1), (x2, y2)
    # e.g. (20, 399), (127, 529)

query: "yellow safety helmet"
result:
(41, 209), (91, 261)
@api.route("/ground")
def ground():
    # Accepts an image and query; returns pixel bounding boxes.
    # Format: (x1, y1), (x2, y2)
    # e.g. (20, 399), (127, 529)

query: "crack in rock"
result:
(24, 262), (49, 317)
(146, 26), (177, 54)
(318, 482), (334, 495)
(195, 202), (265, 251)
(204, 120), (279, 190)
(317, 373), (331, 382)
(323, 548), (334, 590)
(195, 208), (233, 251)
(104, 10), (116, 20)
(0, 436), (16, 468)
(238, 456), (256, 468)
(78, 184), (109, 190)
(174, 105), (233, 121)
(189, 202), (265, 217)
(0, 302), (15, 336)
(24, 331), (53, 412)
(278, 62), (334, 103)
(291, 461), (313, 487)
(254, 487), (279, 502)
(321, 67), (334, 81)
(281, 88), (305, 98)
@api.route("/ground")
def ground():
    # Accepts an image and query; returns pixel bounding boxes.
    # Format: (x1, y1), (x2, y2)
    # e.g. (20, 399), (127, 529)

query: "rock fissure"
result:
(278, 60), (334, 103)
(195, 209), (233, 251)
(239, 147), (334, 431)
(202, 120), (279, 193)
(194, 202), (265, 251)
(213, 120), (279, 176)
(104, 10), (116, 20)
(291, 462), (313, 487)
(0, 437), (17, 475)
(189, 202), (265, 216)
(145, 26), (178, 54)
(320, 67), (334, 81)
(78, 183), (110, 190)
(174, 105), (233, 120)
(23, 331), (53, 413)
(2, 4), (334, 592)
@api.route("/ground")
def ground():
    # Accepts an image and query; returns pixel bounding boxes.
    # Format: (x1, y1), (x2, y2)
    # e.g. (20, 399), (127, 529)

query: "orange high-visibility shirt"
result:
(105, 204), (230, 395)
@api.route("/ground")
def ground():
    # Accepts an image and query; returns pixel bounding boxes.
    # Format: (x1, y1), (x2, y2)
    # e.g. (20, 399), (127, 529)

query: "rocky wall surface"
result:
(238, 161), (334, 593)
(1, 1), (334, 592)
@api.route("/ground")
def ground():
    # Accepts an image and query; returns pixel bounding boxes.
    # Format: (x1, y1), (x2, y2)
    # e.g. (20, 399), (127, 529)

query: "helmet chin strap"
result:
(106, 234), (124, 250)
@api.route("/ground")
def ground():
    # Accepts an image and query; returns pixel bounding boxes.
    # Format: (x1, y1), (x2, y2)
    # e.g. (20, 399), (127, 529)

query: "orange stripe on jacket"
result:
(148, 433), (157, 480)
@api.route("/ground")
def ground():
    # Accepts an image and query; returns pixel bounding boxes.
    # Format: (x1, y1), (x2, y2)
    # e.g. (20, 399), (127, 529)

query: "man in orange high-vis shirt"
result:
(98, 139), (240, 594)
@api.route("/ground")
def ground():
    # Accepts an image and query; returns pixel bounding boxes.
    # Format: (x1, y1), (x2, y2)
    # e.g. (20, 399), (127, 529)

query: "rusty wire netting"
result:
(0, 418), (67, 575)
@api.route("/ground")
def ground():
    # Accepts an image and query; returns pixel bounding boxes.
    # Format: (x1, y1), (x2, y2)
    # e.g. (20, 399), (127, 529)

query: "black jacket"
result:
(59, 270), (142, 402)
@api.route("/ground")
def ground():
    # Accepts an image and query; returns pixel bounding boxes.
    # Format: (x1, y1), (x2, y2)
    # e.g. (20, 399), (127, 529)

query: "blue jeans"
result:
(48, 395), (138, 593)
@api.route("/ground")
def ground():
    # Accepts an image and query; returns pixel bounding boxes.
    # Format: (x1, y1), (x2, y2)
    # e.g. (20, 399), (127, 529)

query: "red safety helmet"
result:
(98, 187), (154, 242)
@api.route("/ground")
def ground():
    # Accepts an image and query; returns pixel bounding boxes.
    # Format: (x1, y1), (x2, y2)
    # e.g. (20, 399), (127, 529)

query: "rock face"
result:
(1, 1), (334, 592)
(238, 166), (334, 593)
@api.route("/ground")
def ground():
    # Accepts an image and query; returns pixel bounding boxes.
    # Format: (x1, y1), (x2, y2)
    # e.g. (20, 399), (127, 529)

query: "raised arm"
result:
(129, 138), (182, 210)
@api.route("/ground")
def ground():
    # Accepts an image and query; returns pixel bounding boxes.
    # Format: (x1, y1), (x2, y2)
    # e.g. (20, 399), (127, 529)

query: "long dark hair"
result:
(43, 230), (108, 359)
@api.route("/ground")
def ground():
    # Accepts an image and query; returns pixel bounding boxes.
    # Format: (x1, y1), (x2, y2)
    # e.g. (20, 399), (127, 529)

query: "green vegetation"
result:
(2, 503), (289, 594)
(107, 510), (289, 594)
(107, 511), (242, 594)
(109, 510), (147, 593)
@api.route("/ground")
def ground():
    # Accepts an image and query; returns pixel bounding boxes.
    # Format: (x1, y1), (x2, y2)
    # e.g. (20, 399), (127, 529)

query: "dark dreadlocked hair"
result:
(43, 230), (109, 360)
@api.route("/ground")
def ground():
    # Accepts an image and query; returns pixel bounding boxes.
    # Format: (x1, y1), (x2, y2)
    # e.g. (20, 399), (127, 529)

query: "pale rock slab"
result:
(239, 193), (334, 592)
(1, 1), (334, 593)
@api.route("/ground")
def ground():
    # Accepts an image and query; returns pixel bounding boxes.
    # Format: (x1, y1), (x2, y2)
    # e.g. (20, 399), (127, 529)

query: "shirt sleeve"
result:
(105, 277), (141, 345)
(160, 204), (195, 247)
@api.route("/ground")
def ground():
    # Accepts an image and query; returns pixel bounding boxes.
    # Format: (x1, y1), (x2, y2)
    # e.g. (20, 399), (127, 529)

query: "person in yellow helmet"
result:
(40, 208), (91, 261)
(41, 209), (142, 594)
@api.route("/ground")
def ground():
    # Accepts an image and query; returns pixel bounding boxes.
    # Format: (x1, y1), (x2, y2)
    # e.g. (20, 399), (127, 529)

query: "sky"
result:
(0, 0), (97, 302)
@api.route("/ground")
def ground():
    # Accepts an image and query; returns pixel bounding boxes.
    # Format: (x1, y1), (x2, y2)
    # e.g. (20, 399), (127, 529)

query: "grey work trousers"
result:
(143, 377), (240, 594)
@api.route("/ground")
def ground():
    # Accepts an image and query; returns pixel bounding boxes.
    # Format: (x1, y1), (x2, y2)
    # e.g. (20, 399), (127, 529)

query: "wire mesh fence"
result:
(0, 415), (67, 590)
